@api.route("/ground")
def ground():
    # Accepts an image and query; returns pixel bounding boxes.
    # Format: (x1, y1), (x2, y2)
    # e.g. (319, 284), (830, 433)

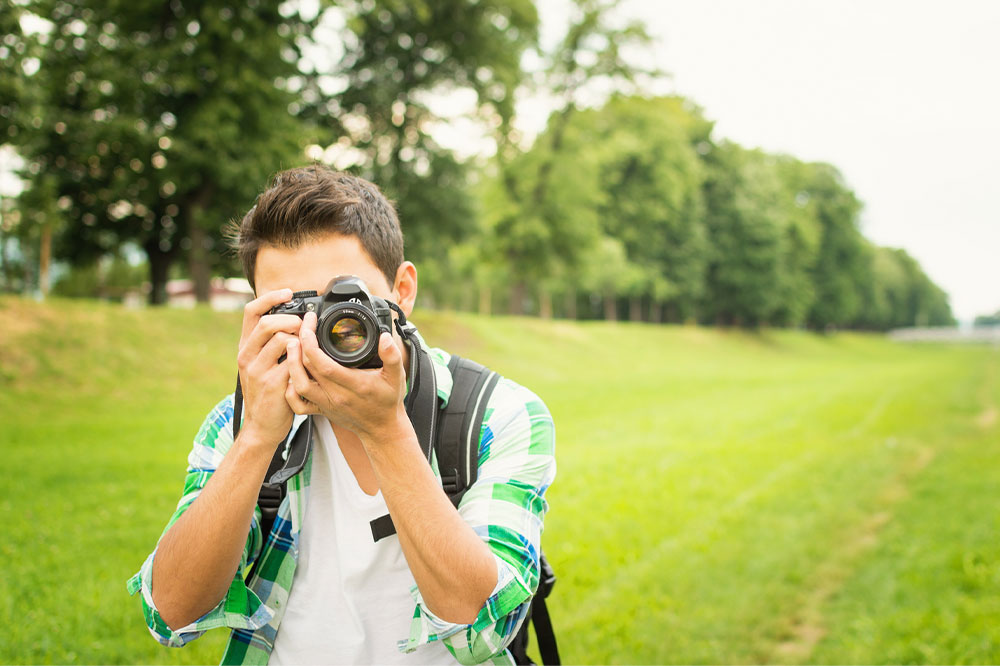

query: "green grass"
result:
(1, 296), (997, 664)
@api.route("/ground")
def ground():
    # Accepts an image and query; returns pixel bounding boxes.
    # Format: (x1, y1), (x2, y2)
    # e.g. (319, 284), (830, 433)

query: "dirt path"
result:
(975, 348), (998, 429)
(768, 445), (936, 663)
(770, 349), (997, 663)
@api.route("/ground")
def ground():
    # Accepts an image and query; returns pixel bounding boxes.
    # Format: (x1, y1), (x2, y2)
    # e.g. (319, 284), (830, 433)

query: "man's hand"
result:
(284, 311), (409, 445)
(236, 288), (301, 448)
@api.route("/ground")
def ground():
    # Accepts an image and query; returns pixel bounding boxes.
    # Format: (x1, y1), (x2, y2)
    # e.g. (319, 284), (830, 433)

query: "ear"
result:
(391, 261), (418, 318)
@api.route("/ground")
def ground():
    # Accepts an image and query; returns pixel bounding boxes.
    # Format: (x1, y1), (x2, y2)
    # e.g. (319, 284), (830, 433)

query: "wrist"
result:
(360, 407), (416, 454)
(236, 422), (285, 457)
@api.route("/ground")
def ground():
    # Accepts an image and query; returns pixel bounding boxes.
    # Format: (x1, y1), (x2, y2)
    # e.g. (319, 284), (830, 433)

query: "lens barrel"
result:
(317, 304), (380, 367)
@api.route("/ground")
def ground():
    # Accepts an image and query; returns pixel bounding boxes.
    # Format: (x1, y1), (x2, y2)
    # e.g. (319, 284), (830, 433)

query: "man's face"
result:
(254, 233), (395, 303)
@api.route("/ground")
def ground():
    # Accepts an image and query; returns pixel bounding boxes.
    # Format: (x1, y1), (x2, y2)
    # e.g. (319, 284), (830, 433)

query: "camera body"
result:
(269, 275), (394, 369)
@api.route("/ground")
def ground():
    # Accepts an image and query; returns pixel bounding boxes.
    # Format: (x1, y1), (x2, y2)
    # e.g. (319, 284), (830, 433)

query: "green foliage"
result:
(490, 109), (607, 282)
(2, 297), (997, 664)
(471, 85), (953, 329)
(587, 96), (709, 321)
(974, 310), (1000, 326)
(0, 2), (40, 142)
(328, 0), (539, 264)
(849, 245), (955, 329)
(770, 156), (824, 326)
(800, 163), (868, 329)
(484, 0), (661, 314)
(16, 0), (317, 302)
(51, 253), (146, 300)
(481, 91), (713, 320)
(700, 142), (789, 326)
(5, 0), (955, 329)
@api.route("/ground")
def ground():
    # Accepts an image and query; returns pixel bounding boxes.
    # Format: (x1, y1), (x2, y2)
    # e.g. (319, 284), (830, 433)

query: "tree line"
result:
(0, 0), (953, 329)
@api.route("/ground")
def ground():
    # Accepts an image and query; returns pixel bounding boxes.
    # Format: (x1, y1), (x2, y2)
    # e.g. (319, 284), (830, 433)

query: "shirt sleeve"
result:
(399, 378), (557, 664)
(126, 395), (271, 647)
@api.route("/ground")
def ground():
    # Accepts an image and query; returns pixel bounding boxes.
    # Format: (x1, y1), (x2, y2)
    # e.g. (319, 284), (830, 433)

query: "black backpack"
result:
(232, 333), (559, 665)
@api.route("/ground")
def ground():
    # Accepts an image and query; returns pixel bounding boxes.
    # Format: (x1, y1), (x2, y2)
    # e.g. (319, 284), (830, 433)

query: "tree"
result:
(1, 1), (44, 293)
(974, 310), (1000, 327)
(586, 96), (709, 322)
(800, 163), (867, 329)
(489, 0), (660, 314)
(484, 107), (608, 315)
(19, 0), (315, 303)
(770, 156), (825, 327)
(311, 0), (539, 267)
(1, 2), (38, 141)
(699, 142), (788, 327)
(883, 247), (953, 327)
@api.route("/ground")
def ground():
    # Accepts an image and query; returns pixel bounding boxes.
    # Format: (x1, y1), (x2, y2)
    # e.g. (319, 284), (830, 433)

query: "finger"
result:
(284, 338), (318, 396)
(299, 311), (353, 384)
(240, 288), (293, 344)
(378, 332), (403, 374)
(285, 380), (318, 416)
(250, 331), (296, 371)
(240, 314), (303, 363)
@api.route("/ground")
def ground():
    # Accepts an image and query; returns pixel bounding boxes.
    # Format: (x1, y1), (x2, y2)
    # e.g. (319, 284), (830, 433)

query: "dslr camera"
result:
(269, 275), (394, 369)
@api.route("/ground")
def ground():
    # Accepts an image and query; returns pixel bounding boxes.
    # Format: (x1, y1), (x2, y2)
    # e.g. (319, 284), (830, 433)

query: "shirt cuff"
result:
(397, 556), (532, 661)
(126, 548), (275, 647)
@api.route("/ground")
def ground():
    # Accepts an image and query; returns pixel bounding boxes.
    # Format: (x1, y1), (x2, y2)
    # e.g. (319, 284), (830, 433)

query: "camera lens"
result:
(316, 302), (382, 368)
(327, 317), (367, 354)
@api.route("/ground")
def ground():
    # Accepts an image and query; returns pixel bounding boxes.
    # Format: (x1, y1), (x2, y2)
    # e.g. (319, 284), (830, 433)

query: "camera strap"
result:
(370, 309), (438, 542)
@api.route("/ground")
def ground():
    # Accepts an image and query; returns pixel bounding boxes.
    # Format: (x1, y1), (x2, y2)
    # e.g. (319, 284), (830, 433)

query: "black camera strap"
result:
(370, 311), (438, 541)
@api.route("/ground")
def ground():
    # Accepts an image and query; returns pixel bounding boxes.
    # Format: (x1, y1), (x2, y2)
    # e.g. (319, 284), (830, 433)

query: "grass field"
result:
(1, 295), (998, 665)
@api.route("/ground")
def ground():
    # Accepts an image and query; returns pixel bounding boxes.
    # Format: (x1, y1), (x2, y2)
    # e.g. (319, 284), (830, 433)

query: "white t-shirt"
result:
(269, 417), (455, 665)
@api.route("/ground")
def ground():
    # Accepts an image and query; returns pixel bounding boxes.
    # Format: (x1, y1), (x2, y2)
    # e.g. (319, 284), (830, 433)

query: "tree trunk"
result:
(188, 224), (212, 304)
(539, 290), (552, 319)
(564, 288), (577, 320)
(96, 255), (108, 300)
(185, 184), (216, 304)
(38, 224), (52, 297)
(0, 230), (7, 291)
(478, 285), (492, 316)
(146, 243), (173, 306)
(629, 296), (642, 322)
(603, 287), (617, 322)
(0, 196), (6, 291)
(458, 284), (472, 312)
(509, 281), (526, 316)
(650, 301), (663, 324)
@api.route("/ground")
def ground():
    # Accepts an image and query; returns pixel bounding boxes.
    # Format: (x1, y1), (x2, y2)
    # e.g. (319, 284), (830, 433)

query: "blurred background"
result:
(1, 0), (998, 664)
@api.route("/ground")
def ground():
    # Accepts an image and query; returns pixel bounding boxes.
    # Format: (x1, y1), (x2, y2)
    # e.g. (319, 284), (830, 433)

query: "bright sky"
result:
(602, 0), (999, 322)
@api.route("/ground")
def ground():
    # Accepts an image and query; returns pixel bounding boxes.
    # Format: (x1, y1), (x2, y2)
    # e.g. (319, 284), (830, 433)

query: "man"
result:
(127, 166), (556, 665)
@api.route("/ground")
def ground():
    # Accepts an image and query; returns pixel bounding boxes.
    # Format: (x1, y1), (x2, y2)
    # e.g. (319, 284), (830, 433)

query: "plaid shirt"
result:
(127, 342), (556, 665)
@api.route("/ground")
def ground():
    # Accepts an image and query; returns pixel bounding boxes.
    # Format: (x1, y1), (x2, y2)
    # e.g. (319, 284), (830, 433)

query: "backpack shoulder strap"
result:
(436, 354), (500, 507)
(372, 351), (500, 544)
(436, 357), (560, 665)
(247, 416), (312, 579)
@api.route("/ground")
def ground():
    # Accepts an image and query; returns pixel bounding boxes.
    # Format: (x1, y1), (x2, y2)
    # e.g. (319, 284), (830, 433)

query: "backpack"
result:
(232, 334), (559, 665)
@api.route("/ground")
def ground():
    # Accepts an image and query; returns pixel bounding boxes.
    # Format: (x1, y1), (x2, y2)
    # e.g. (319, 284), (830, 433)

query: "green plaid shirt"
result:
(127, 343), (556, 665)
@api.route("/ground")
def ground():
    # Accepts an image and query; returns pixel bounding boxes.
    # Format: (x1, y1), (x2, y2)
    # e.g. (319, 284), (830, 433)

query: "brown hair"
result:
(227, 165), (404, 291)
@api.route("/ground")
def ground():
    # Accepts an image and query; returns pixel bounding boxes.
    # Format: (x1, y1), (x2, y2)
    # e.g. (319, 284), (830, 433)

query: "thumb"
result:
(379, 331), (402, 370)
